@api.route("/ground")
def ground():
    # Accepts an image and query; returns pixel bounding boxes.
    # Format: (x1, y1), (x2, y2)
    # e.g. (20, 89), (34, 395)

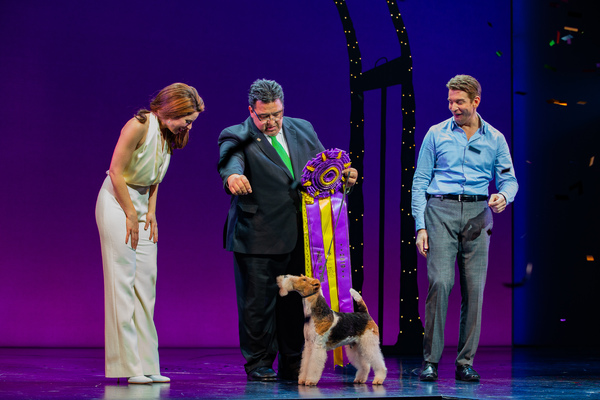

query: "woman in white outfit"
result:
(96, 83), (204, 384)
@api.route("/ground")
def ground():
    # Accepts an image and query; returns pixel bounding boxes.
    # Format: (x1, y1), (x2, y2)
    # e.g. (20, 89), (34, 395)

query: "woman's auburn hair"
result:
(135, 83), (205, 151)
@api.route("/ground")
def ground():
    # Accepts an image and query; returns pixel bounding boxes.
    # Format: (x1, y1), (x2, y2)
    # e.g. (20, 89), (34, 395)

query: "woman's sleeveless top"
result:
(122, 113), (171, 186)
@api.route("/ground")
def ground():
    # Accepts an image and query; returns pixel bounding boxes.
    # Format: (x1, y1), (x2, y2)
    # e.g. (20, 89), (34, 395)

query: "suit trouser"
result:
(233, 233), (305, 374)
(96, 176), (160, 378)
(423, 197), (493, 366)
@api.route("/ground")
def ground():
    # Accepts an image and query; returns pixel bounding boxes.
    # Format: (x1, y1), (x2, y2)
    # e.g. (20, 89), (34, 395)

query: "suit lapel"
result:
(284, 120), (300, 179)
(249, 117), (294, 180)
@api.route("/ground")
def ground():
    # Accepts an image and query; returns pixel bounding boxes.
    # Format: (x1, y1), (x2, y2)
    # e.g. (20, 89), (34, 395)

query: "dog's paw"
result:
(353, 378), (367, 384)
(372, 378), (385, 385)
(304, 380), (319, 386)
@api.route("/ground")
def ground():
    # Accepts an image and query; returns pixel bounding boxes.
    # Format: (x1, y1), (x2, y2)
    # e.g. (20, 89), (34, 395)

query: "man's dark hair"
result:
(248, 79), (284, 106)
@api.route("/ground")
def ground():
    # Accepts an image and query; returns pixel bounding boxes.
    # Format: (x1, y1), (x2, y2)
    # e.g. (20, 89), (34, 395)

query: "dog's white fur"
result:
(277, 274), (387, 386)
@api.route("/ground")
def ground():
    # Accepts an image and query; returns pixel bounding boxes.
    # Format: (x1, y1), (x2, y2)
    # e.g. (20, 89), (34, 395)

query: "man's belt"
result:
(426, 194), (488, 202)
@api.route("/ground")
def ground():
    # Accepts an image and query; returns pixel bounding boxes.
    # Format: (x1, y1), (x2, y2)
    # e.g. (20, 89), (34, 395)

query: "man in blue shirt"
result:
(412, 75), (518, 382)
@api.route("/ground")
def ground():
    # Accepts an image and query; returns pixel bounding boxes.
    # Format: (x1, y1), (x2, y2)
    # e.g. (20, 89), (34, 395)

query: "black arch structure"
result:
(333, 0), (424, 354)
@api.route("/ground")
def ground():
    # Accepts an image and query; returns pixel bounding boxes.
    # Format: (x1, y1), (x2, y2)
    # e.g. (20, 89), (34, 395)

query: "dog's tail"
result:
(350, 288), (369, 313)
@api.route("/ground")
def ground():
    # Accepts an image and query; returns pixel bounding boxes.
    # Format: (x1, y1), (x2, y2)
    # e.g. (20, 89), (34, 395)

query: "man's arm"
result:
(412, 130), (436, 231)
(490, 135), (518, 213)
(218, 128), (252, 195)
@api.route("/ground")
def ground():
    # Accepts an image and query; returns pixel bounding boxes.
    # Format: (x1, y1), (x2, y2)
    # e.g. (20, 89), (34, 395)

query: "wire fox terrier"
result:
(276, 274), (387, 386)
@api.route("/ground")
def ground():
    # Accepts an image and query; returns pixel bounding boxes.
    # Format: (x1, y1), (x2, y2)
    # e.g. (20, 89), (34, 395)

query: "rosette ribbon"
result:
(300, 148), (353, 367)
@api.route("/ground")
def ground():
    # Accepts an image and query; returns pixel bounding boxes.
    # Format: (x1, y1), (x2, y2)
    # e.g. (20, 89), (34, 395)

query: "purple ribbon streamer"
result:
(305, 200), (331, 306)
(330, 192), (353, 313)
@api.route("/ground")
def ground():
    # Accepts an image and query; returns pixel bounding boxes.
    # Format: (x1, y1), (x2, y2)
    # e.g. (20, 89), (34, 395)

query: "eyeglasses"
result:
(252, 107), (284, 122)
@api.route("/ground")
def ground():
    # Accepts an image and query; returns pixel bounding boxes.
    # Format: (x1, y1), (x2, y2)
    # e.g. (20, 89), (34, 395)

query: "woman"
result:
(96, 83), (204, 384)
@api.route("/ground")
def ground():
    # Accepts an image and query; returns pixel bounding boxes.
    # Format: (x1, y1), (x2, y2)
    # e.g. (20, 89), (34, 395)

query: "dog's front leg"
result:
(303, 342), (327, 386)
(298, 340), (312, 385)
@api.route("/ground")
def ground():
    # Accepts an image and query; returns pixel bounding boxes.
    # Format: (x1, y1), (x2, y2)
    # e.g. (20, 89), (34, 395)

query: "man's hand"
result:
(342, 167), (358, 187)
(416, 229), (429, 258)
(227, 174), (252, 195)
(488, 193), (507, 213)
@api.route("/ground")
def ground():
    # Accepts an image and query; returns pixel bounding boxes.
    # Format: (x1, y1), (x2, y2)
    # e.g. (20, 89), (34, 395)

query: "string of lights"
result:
(333, 0), (423, 353)
(333, 0), (366, 296)
(386, 0), (425, 353)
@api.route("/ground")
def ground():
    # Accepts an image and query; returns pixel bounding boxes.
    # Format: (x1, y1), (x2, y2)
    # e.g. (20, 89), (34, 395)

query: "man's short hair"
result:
(446, 75), (481, 101)
(248, 79), (284, 106)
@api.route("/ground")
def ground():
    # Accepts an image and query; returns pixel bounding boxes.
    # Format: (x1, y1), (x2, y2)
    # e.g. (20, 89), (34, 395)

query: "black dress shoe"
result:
(455, 365), (480, 382)
(248, 367), (277, 381)
(419, 362), (438, 381)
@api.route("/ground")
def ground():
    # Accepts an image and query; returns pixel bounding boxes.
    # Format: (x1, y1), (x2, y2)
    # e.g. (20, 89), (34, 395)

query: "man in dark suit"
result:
(218, 79), (358, 381)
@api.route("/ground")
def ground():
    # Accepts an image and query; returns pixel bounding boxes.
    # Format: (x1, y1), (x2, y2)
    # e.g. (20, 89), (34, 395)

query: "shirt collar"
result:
(450, 114), (487, 135)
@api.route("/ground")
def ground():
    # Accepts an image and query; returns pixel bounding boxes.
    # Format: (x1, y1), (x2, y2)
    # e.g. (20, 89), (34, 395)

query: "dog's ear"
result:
(276, 275), (289, 296)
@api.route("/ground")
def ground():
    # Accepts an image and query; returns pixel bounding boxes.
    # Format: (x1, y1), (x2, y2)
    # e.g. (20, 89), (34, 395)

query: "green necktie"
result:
(271, 135), (294, 178)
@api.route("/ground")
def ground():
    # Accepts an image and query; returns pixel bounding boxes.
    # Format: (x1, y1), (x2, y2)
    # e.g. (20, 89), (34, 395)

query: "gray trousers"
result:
(423, 197), (493, 366)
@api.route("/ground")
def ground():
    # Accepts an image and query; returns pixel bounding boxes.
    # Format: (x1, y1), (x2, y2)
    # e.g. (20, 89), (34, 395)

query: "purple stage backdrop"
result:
(0, 0), (512, 348)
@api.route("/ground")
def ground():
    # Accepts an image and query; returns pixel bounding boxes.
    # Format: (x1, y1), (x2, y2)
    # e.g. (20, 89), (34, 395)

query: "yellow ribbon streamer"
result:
(302, 193), (313, 278)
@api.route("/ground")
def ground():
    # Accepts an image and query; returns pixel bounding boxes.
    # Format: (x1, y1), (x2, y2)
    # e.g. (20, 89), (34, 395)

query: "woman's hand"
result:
(145, 212), (158, 244)
(126, 213), (140, 250)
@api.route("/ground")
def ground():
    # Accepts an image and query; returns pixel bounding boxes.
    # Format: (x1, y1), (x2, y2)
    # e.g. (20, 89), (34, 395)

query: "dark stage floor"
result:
(0, 347), (598, 399)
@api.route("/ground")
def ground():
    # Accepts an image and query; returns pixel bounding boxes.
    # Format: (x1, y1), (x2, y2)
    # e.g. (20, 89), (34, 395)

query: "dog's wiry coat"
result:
(277, 275), (387, 386)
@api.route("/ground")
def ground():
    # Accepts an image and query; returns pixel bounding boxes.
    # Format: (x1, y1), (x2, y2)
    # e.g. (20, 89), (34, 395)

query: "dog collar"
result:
(301, 291), (319, 299)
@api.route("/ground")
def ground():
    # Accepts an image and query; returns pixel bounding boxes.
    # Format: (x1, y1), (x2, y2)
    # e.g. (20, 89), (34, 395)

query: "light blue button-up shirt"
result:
(411, 115), (518, 231)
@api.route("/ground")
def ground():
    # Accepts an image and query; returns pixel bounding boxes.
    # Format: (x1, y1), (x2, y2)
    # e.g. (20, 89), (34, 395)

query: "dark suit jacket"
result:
(218, 116), (325, 254)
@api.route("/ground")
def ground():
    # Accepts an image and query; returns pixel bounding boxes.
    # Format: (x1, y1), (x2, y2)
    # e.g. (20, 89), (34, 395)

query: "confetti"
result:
(577, 101), (587, 105)
(590, 156), (595, 166)
(496, 50), (503, 57)
(569, 181), (583, 195)
(564, 26), (578, 32)
(515, 91), (527, 95)
(488, 21), (493, 27)
(561, 34), (574, 41)
(546, 98), (567, 106)
(503, 263), (533, 288)
(549, 39), (556, 46)
(587, 255), (595, 261)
